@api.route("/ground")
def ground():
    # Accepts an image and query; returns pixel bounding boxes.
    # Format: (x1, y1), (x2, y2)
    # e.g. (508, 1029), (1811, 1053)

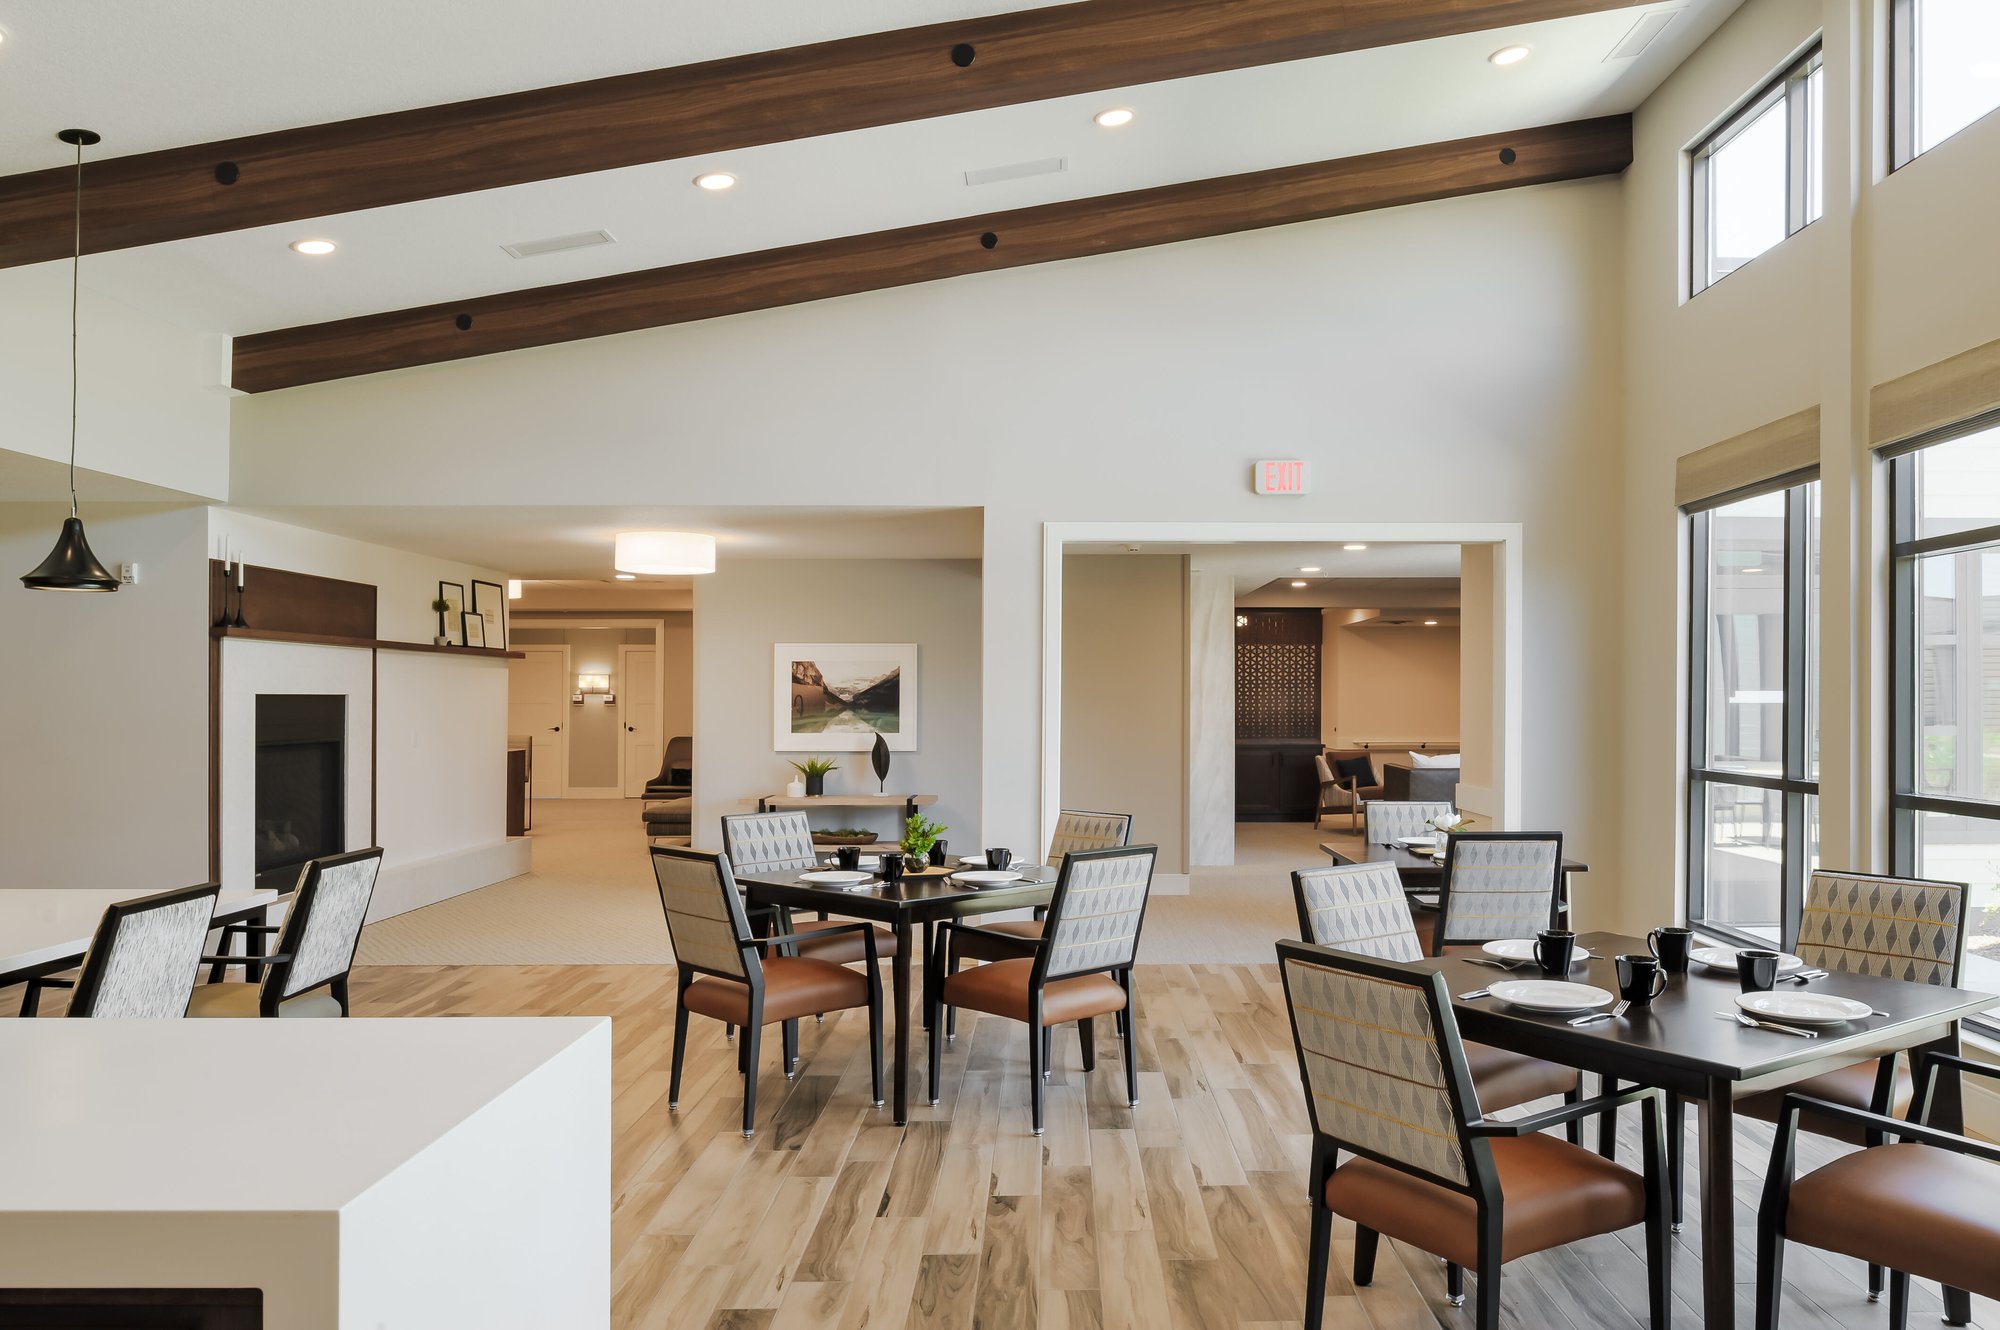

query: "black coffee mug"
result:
(835, 845), (861, 872)
(985, 848), (1013, 871)
(1534, 929), (1576, 976)
(1615, 954), (1668, 1005)
(1647, 926), (1694, 975)
(1737, 948), (1782, 993)
(879, 852), (907, 885)
(929, 839), (949, 868)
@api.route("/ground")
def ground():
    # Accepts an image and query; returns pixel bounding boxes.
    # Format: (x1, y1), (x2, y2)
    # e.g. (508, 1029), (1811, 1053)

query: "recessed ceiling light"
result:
(614, 573), (637, 581)
(1094, 107), (1135, 128)
(1299, 566), (1321, 573)
(289, 238), (336, 256)
(1424, 619), (1440, 626)
(1290, 580), (1308, 588)
(615, 530), (716, 575)
(693, 171), (737, 191)
(1488, 44), (1531, 67)
(1343, 543), (1368, 552)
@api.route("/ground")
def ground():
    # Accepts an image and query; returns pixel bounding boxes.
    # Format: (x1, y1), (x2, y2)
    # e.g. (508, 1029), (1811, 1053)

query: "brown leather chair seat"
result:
(1325, 1134), (1648, 1269)
(1784, 1143), (2000, 1300)
(684, 956), (870, 1026)
(1464, 1040), (1579, 1110)
(948, 918), (1042, 964)
(941, 957), (1126, 1026)
(1737, 1058), (1913, 1145)
(787, 919), (898, 964)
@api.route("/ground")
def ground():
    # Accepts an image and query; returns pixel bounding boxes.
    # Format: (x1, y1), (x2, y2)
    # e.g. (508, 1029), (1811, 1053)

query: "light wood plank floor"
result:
(326, 962), (1992, 1330)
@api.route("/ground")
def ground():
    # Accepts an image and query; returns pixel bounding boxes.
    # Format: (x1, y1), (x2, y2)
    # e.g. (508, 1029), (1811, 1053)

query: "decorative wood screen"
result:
(1235, 610), (1322, 740)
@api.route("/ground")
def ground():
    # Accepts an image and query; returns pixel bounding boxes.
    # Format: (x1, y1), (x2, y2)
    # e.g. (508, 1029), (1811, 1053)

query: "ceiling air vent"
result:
(964, 156), (1066, 187)
(1606, 9), (1680, 61)
(502, 229), (617, 259)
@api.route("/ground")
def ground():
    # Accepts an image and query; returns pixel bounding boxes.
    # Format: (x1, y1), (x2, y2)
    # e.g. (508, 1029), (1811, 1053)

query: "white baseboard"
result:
(368, 838), (533, 923)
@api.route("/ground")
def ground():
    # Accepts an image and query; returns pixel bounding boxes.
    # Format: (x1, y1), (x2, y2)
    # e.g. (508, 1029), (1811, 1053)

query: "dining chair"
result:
(1756, 1053), (2000, 1330)
(719, 811), (899, 966)
(1277, 938), (1671, 1330)
(948, 808), (1134, 971)
(1430, 832), (1564, 954)
(928, 844), (1156, 1133)
(19, 883), (220, 1018)
(187, 848), (383, 1017)
(1362, 800), (1455, 846)
(654, 846), (883, 1138)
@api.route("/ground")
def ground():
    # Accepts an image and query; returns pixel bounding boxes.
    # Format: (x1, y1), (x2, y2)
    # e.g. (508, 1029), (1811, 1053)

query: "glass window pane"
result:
(1912, 810), (2000, 995)
(1914, 0), (2000, 157)
(1806, 482), (1821, 781)
(1704, 491), (1786, 775)
(1806, 793), (1821, 873)
(1805, 64), (1825, 224)
(1696, 780), (1783, 939)
(1912, 548), (2000, 802)
(1707, 98), (1789, 283)
(1912, 422), (2000, 540)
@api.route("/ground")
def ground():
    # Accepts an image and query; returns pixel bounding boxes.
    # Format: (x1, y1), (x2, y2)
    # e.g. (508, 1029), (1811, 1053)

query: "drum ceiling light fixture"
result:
(614, 531), (716, 575)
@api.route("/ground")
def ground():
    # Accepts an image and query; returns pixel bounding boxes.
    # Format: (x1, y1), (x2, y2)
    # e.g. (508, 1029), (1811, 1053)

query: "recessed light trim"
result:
(1488, 44), (1531, 67)
(693, 171), (737, 191)
(1343, 544), (1368, 552)
(1093, 107), (1135, 128)
(289, 238), (337, 256)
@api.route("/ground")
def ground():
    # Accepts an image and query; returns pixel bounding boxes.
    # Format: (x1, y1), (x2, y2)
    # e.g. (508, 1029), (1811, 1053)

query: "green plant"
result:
(789, 756), (838, 778)
(430, 596), (452, 614)
(902, 812), (948, 858)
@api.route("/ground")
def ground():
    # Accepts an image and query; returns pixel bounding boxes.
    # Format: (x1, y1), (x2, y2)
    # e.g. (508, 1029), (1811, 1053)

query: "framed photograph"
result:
(470, 579), (507, 650)
(774, 643), (917, 752)
(462, 610), (487, 650)
(436, 581), (465, 641)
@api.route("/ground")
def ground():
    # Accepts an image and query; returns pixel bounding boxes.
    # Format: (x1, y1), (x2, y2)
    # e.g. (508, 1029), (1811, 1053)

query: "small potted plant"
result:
(1428, 811), (1472, 860)
(430, 596), (454, 646)
(903, 812), (948, 866)
(790, 755), (838, 797)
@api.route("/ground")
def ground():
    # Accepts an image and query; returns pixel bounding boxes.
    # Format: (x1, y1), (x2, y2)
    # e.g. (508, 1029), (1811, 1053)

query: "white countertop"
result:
(0, 886), (279, 979)
(0, 1016), (607, 1213)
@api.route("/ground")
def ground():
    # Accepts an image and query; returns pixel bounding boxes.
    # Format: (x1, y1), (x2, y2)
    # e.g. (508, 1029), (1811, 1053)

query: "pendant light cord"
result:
(67, 135), (81, 519)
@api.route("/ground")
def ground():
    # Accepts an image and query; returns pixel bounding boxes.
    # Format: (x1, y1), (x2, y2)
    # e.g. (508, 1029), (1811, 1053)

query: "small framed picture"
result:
(471, 579), (507, 650)
(462, 610), (487, 650)
(437, 581), (466, 640)
(602, 692), (616, 705)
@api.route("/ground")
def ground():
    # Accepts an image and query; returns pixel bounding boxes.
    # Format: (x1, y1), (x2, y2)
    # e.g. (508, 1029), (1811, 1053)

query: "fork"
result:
(1719, 1011), (1819, 1038)
(1467, 957), (1530, 970)
(1782, 968), (1831, 985)
(1569, 1000), (1630, 1027)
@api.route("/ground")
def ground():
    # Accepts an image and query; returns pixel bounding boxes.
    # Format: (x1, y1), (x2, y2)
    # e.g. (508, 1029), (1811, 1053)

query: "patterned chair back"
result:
(274, 848), (384, 999)
(1795, 870), (1968, 985)
(652, 846), (757, 981)
(1434, 833), (1563, 950)
(1037, 845), (1156, 979)
(1363, 801), (1455, 845)
(69, 883), (221, 1018)
(1277, 939), (1478, 1189)
(1047, 810), (1134, 863)
(720, 812), (819, 875)
(1291, 864), (1423, 962)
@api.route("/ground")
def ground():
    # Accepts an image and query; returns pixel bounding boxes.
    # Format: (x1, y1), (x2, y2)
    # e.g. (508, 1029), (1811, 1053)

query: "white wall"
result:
(1185, 566), (1235, 867)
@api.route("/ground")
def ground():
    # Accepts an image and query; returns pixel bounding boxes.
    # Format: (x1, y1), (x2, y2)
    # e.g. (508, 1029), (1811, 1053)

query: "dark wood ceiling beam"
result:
(231, 116), (1630, 393)
(0, 0), (1649, 269)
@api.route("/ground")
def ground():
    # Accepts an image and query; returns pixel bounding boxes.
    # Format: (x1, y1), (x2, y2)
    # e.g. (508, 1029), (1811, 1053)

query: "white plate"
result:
(1481, 939), (1594, 964)
(1691, 946), (1806, 976)
(951, 870), (1024, 887)
(800, 870), (871, 886)
(1736, 992), (1873, 1026)
(1397, 836), (1438, 849)
(1487, 980), (1616, 1013)
(959, 857), (1019, 869)
(1409, 892), (1440, 911)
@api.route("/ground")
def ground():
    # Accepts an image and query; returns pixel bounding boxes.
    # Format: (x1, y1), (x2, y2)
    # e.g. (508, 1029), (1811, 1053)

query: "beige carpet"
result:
(355, 801), (1370, 966)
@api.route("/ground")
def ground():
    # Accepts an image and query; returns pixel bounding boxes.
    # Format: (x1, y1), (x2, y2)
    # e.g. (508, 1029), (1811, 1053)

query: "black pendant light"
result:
(21, 128), (118, 593)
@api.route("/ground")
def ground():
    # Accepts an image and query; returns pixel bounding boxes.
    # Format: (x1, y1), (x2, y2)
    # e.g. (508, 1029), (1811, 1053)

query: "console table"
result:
(754, 792), (938, 820)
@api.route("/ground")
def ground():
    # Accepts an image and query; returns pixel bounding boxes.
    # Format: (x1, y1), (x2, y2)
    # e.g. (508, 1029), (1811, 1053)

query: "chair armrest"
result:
(1468, 1085), (1659, 1138)
(1778, 1092), (2000, 1165)
(24, 975), (75, 990)
(940, 919), (1041, 956)
(1919, 1051), (2000, 1088)
(201, 953), (293, 968)
(752, 924), (869, 950)
(219, 922), (283, 936)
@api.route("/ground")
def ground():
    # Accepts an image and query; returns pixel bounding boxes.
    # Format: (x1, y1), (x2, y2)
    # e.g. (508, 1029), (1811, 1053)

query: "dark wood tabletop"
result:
(1322, 841), (1590, 879)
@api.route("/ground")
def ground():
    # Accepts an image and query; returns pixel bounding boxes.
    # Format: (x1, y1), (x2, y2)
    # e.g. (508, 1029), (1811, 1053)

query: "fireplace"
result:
(255, 694), (346, 891)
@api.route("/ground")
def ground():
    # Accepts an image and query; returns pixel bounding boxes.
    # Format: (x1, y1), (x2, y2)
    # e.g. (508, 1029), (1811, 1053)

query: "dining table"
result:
(1421, 931), (1998, 1330)
(734, 860), (1058, 1125)
(0, 886), (284, 992)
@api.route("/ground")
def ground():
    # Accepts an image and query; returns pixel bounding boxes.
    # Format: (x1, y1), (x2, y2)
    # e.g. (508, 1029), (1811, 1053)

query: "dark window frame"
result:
(1688, 41), (1825, 296)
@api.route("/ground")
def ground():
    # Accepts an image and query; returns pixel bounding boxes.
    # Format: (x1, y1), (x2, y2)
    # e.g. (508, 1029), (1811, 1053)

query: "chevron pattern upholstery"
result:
(654, 850), (753, 978)
(720, 812), (819, 874)
(1044, 848), (1155, 977)
(1796, 870), (1966, 985)
(1047, 810), (1134, 862)
(82, 891), (215, 1018)
(1364, 801), (1455, 845)
(1282, 955), (1468, 1185)
(1437, 836), (1562, 945)
(1295, 864), (1423, 962)
(284, 853), (382, 996)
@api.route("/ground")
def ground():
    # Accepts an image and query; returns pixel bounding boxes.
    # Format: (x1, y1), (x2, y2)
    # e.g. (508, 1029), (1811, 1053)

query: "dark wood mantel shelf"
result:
(211, 625), (523, 659)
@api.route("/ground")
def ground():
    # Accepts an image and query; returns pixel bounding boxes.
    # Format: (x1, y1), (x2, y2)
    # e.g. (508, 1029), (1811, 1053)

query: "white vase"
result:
(786, 779), (806, 799)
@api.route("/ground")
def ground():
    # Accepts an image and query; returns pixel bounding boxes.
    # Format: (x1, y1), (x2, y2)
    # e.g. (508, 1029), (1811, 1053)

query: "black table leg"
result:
(1914, 1030), (1973, 1325)
(241, 906), (269, 985)
(1700, 1080), (1736, 1330)
(1598, 1075), (1620, 1157)
(892, 917), (915, 1124)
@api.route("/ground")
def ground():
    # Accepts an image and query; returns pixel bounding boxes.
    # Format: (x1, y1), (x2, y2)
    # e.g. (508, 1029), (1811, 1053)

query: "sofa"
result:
(1382, 755), (1461, 803)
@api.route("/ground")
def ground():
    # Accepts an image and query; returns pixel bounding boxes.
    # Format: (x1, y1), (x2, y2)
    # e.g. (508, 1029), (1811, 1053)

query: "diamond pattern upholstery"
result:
(1294, 864), (1423, 961)
(1044, 847), (1155, 977)
(720, 812), (819, 874)
(653, 849), (753, 978)
(1364, 801), (1455, 845)
(77, 888), (217, 1019)
(1282, 954), (1468, 1186)
(1796, 870), (1966, 985)
(283, 852), (382, 996)
(1437, 835), (1562, 947)
(1047, 810), (1134, 863)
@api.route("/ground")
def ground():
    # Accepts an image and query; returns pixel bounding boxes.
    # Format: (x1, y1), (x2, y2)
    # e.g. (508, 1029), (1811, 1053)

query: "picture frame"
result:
(774, 643), (917, 752)
(470, 579), (507, 650)
(436, 581), (465, 641)
(462, 610), (487, 650)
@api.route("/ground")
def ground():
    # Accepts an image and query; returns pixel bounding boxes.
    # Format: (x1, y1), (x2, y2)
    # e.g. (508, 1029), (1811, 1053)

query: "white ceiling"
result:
(0, 1), (1741, 338)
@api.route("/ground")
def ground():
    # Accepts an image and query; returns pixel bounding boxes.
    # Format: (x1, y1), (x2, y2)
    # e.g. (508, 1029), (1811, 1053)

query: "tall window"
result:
(1690, 44), (1824, 295)
(1893, 0), (2000, 167)
(1890, 419), (2000, 1008)
(1687, 479), (1821, 943)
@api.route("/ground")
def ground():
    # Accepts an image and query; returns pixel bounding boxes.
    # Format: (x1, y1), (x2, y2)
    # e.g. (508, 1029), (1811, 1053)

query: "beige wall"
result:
(1322, 618), (1460, 749)
(1062, 555), (1187, 875)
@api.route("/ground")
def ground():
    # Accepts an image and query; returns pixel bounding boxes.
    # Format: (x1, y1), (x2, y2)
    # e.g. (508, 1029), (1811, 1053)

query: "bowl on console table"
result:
(812, 830), (879, 846)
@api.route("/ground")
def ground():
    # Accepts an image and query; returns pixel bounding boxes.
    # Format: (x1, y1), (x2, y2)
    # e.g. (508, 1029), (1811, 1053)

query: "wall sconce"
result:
(577, 672), (610, 695)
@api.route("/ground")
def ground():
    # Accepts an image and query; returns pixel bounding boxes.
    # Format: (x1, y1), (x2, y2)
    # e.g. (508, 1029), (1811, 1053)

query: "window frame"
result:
(1889, 0), (2000, 170)
(1688, 42), (1825, 296)
(1685, 476), (1820, 948)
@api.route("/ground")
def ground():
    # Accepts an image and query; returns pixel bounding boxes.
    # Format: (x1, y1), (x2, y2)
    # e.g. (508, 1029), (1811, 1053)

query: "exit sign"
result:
(1254, 460), (1310, 495)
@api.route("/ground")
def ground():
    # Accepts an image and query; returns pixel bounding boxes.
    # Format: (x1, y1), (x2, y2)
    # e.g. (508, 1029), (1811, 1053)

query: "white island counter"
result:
(0, 1016), (610, 1329)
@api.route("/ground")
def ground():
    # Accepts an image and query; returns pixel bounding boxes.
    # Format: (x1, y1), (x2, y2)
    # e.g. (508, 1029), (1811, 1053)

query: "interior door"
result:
(508, 645), (569, 800)
(619, 645), (659, 797)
